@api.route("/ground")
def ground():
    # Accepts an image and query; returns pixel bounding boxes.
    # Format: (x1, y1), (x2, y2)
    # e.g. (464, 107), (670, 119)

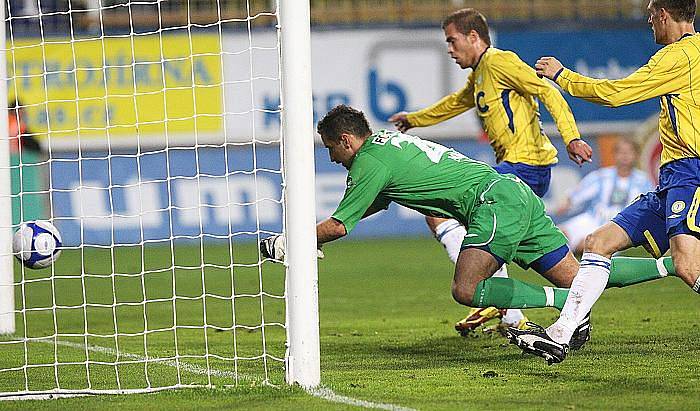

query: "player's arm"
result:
(389, 79), (475, 132)
(260, 157), (390, 262)
(317, 218), (346, 244)
(316, 197), (388, 244)
(330, 156), (391, 240)
(536, 51), (686, 107)
(496, 53), (591, 165)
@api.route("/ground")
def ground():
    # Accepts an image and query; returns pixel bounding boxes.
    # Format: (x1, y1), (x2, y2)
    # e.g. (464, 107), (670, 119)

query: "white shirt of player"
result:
(568, 166), (654, 223)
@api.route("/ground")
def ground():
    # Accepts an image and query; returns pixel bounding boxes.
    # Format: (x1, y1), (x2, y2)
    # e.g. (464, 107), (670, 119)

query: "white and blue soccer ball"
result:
(12, 221), (62, 269)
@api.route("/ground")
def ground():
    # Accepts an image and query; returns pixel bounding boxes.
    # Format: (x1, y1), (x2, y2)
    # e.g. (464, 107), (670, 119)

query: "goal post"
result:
(279, 0), (321, 388)
(0, 0), (13, 336)
(0, 0), (320, 397)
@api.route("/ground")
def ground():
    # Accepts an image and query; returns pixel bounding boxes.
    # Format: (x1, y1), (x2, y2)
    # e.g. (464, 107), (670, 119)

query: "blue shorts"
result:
(612, 158), (700, 257)
(470, 243), (568, 274)
(494, 161), (552, 197)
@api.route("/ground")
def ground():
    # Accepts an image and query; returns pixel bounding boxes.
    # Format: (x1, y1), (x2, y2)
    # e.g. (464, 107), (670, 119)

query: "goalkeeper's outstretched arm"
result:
(261, 207), (389, 261)
(317, 218), (346, 245)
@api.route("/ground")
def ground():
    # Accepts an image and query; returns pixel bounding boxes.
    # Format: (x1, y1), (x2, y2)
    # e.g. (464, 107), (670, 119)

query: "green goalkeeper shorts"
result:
(461, 174), (568, 270)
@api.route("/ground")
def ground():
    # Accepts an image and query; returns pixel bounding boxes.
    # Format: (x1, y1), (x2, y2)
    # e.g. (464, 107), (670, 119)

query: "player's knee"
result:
(451, 281), (475, 306)
(583, 232), (615, 258)
(425, 216), (440, 235)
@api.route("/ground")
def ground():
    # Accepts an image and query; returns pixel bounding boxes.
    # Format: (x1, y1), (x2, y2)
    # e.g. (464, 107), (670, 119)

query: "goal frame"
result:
(0, 0), (320, 393)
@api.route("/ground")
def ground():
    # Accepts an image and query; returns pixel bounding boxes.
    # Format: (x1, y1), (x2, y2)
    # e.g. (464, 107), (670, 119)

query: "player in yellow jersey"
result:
(388, 8), (593, 335)
(510, 0), (700, 364)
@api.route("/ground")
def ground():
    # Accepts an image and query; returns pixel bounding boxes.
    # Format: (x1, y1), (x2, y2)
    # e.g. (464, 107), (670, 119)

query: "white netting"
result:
(0, 0), (293, 397)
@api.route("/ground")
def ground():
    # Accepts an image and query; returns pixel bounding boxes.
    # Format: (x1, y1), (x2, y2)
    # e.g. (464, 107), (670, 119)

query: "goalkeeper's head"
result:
(317, 105), (372, 169)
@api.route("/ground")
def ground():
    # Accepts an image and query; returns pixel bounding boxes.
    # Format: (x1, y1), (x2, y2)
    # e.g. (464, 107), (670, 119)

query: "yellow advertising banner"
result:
(8, 34), (223, 144)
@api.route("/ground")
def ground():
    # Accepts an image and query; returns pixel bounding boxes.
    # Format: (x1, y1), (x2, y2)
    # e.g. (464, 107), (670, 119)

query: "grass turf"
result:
(2, 237), (700, 410)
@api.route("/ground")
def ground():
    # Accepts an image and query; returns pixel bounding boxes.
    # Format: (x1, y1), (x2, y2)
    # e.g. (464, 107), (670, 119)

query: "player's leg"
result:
(509, 191), (670, 363)
(588, 192), (677, 288)
(452, 249), (529, 334)
(451, 247), (500, 305)
(551, 222), (633, 342)
(451, 247), (568, 311)
(538, 191), (674, 343)
(607, 255), (676, 288)
(537, 250), (593, 350)
(670, 234), (700, 290)
(608, 182), (700, 290)
(427, 216), (464, 264)
(454, 177), (571, 311)
(428, 215), (527, 333)
(666, 182), (700, 290)
(506, 222), (631, 363)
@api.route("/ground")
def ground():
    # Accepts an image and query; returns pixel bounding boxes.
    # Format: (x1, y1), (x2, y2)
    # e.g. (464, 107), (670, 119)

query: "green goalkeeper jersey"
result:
(331, 130), (500, 233)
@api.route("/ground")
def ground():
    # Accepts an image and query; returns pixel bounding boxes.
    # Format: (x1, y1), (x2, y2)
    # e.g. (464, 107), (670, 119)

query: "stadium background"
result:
(8, 0), (663, 244)
(7, 2), (700, 409)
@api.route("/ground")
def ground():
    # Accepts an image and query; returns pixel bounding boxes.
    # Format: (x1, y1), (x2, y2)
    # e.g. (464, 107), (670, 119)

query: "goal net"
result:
(0, 0), (319, 398)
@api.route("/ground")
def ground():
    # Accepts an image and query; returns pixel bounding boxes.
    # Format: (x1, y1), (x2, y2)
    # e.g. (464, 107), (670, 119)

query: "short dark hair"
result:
(442, 8), (491, 45)
(317, 105), (372, 142)
(651, 0), (696, 22)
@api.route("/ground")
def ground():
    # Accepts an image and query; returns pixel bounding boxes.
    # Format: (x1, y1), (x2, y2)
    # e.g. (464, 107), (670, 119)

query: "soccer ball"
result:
(13, 221), (62, 269)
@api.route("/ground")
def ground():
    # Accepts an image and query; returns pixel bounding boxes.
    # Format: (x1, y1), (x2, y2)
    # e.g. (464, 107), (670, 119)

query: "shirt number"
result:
(390, 133), (451, 163)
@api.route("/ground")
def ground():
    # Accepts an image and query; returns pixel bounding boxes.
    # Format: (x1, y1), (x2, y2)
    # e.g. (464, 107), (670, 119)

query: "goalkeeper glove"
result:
(259, 234), (324, 262)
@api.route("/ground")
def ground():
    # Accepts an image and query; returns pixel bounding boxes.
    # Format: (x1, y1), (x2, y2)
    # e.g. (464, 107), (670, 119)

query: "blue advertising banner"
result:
(50, 137), (600, 246)
(496, 27), (661, 124)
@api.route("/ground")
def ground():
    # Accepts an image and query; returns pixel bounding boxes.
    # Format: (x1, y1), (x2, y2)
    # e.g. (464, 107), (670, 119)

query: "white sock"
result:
(491, 265), (526, 325)
(492, 264), (508, 278)
(502, 308), (525, 325)
(547, 252), (610, 344)
(434, 219), (466, 264)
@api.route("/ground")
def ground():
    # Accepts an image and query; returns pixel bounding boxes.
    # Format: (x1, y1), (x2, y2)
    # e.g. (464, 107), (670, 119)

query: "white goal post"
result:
(0, 0), (319, 398)
(0, 0), (12, 336)
(278, 0), (321, 388)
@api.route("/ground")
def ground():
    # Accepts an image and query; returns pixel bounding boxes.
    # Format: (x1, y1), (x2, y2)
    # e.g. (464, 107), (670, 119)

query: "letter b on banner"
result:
(368, 68), (407, 121)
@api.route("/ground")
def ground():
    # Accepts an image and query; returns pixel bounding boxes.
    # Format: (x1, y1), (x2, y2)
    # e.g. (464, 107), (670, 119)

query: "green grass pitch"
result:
(3, 237), (700, 410)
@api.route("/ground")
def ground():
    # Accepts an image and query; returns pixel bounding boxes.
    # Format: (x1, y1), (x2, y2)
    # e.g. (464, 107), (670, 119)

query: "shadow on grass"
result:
(322, 333), (529, 371)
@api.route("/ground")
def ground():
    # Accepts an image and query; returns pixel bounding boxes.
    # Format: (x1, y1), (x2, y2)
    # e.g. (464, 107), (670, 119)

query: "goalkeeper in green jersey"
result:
(261, 105), (681, 354)
(389, 8), (592, 335)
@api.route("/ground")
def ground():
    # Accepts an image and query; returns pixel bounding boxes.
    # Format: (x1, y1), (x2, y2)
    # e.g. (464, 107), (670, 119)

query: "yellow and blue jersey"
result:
(570, 33), (700, 252)
(555, 33), (700, 166)
(406, 47), (581, 167)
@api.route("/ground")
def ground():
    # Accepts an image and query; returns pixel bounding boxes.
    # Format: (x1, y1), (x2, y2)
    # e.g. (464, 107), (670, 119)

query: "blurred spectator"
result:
(9, 100), (42, 153)
(557, 138), (654, 254)
(8, 0), (40, 16)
